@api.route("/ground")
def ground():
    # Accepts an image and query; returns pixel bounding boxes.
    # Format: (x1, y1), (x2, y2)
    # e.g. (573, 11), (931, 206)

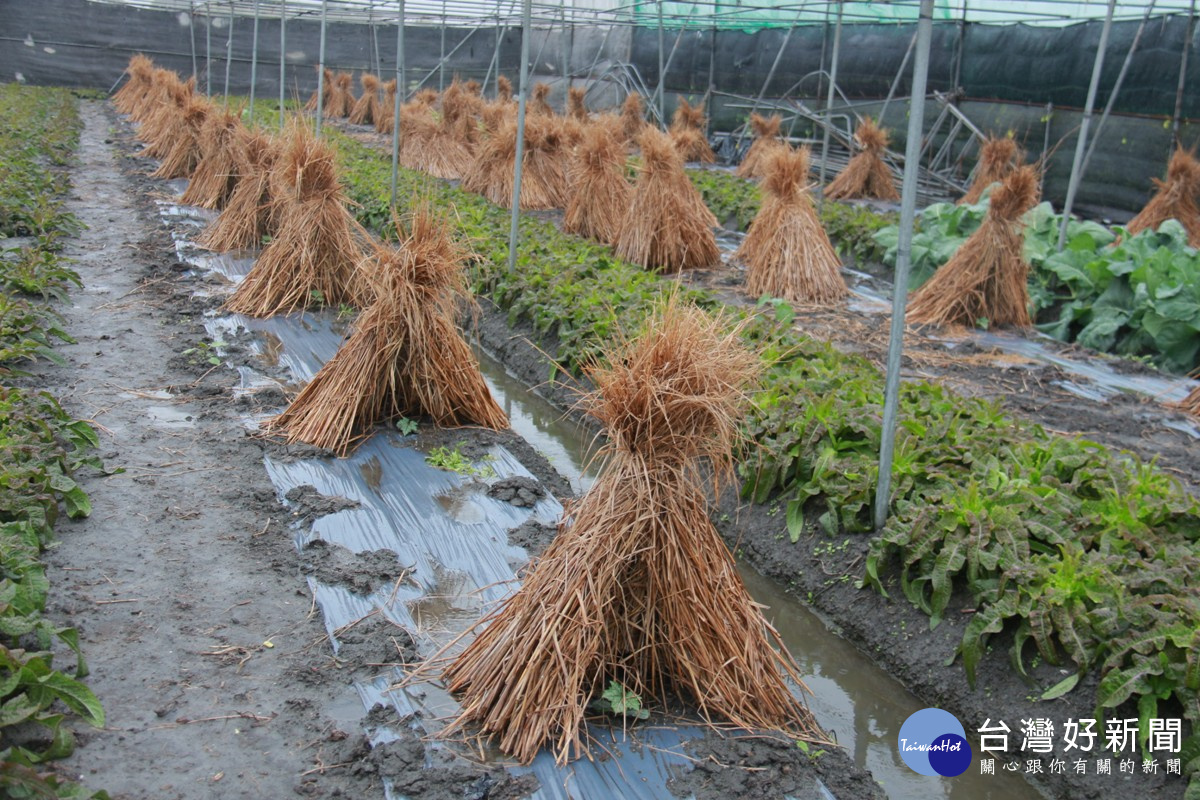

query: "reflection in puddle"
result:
(406, 563), (481, 640)
(359, 455), (383, 492)
(434, 485), (486, 524)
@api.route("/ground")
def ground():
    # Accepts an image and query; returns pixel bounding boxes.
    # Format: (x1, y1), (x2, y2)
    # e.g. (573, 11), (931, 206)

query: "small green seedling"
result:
(590, 680), (649, 720)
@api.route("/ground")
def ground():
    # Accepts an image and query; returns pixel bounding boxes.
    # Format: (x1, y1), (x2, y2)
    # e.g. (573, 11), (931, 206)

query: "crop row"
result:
(284, 116), (1200, 794)
(0, 84), (106, 800)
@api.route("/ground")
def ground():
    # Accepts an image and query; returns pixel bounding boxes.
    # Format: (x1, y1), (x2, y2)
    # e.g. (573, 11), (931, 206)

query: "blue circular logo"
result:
(897, 708), (973, 777)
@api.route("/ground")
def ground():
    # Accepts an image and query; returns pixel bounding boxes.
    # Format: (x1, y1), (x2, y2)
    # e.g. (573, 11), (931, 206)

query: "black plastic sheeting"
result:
(637, 14), (1200, 118)
(0, 0), (520, 97)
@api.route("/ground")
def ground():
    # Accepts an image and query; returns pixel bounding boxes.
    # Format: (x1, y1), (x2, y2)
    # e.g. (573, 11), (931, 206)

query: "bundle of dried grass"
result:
(736, 113), (784, 180)
(907, 165), (1040, 328)
(464, 80), (483, 96)
(151, 97), (210, 179)
(669, 97), (705, 134)
(137, 75), (196, 157)
(225, 123), (370, 317)
(670, 127), (716, 164)
(1125, 148), (1200, 247)
(348, 74), (383, 126)
(823, 117), (899, 202)
(437, 295), (819, 765)
(441, 80), (484, 148)
(619, 92), (649, 145)
(496, 75), (513, 102)
(322, 73), (354, 118)
(180, 107), (244, 209)
(735, 146), (845, 304)
(565, 125), (632, 244)
(113, 54), (156, 115)
(197, 131), (278, 252)
(959, 136), (1021, 205)
(530, 83), (555, 116)
(304, 67), (334, 112)
(615, 129), (718, 272)
(1174, 384), (1200, 418)
(265, 209), (507, 454)
(375, 80), (398, 134)
(400, 113), (474, 180)
(461, 117), (568, 209)
(567, 86), (589, 122)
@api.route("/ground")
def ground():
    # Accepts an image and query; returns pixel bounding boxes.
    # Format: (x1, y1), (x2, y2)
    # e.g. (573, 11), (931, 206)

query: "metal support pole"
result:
(316, 0), (328, 136)
(189, 8), (198, 82)
(874, 0), (935, 532)
(561, 0), (570, 87)
(222, 3), (234, 108)
(439, 0), (447, 92)
(205, 2), (212, 95)
(279, 0), (286, 127)
(879, 31), (916, 126)
(390, 0), (406, 207)
(952, 1), (967, 90)
(249, 0), (260, 123)
(1056, 0), (1116, 252)
(490, 0), (504, 94)
(507, 0), (533, 275)
(818, 0), (844, 202)
(1081, 0), (1156, 178)
(1171, 0), (1197, 151)
(656, 0), (665, 128)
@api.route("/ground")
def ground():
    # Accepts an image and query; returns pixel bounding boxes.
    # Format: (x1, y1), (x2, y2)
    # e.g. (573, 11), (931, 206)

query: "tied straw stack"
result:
(823, 117), (899, 202)
(266, 209), (507, 455)
(736, 145), (846, 304)
(564, 125), (632, 245)
(436, 294), (821, 765)
(736, 113), (785, 180)
(907, 165), (1041, 328)
(959, 136), (1022, 206)
(1125, 148), (1200, 247)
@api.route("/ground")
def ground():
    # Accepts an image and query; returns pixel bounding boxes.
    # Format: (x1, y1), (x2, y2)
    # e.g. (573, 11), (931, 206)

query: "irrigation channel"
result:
(152, 174), (1048, 800)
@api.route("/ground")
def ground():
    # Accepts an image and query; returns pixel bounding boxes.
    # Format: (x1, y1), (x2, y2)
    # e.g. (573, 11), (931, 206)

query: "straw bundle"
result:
(304, 67), (334, 112)
(180, 108), (244, 209)
(441, 80), (484, 147)
(266, 209), (507, 454)
(907, 165), (1040, 328)
(375, 80), (398, 134)
(322, 72), (354, 118)
(614, 129), (719, 272)
(197, 131), (278, 252)
(619, 92), (649, 144)
(348, 74), (383, 126)
(113, 54), (155, 115)
(138, 76), (197, 157)
(564, 125), (632, 244)
(736, 146), (845, 304)
(150, 97), (210, 180)
(567, 86), (589, 122)
(1175, 385), (1200, 418)
(736, 113), (785, 180)
(959, 136), (1021, 205)
(464, 80), (483, 96)
(461, 117), (568, 209)
(496, 75), (513, 103)
(225, 124), (370, 317)
(530, 83), (555, 116)
(1125, 148), (1200, 247)
(400, 113), (474, 180)
(823, 117), (899, 201)
(669, 98), (705, 133)
(670, 127), (716, 164)
(438, 295), (818, 765)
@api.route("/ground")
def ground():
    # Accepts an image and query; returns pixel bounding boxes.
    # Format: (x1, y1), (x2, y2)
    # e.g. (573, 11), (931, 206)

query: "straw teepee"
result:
(959, 136), (1022, 205)
(151, 97), (210, 180)
(348, 74), (383, 126)
(113, 54), (156, 116)
(824, 117), (899, 201)
(1125, 148), (1200, 247)
(564, 125), (632, 244)
(906, 165), (1041, 328)
(304, 67), (334, 112)
(496, 75), (513, 103)
(375, 79), (398, 134)
(180, 107), (244, 209)
(462, 117), (568, 209)
(736, 113), (784, 180)
(736, 146), (846, 304)
(437, 295), (821, 765)
(669, 98), (715, 163)
(620, 92), (649, 145)
(323, 72), (354, 118)
(615, 129), (719, 273)
(265, 209), (507, 454)
(197, 131), (278, 252)
(567, 86), (589, 122)
(225, 123), (370, 317)
(530, 83), (555, 116)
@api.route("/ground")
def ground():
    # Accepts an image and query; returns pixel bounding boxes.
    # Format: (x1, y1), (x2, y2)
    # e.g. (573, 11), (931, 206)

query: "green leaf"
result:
(1041, 671), (1081, 700)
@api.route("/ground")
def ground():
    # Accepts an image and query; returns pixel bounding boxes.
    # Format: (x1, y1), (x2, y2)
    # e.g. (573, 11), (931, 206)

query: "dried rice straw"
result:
(1125, 148), (1200, 247)
(959, 136), (1022, 205)
(823, 117), (899, 202)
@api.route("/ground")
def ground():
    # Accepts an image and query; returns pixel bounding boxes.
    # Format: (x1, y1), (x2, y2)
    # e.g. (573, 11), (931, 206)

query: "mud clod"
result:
(299, 538), (409, 595)
(284, 484), (360, 524)
(487, 476), (545, 507)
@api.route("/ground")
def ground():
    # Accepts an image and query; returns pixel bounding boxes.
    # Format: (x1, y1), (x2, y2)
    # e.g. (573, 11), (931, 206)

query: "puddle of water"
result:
(143, 404), (195, 428)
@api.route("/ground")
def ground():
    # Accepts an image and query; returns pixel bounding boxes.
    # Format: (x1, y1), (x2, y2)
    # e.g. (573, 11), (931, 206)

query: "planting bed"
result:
(6, 80), (1198, 800)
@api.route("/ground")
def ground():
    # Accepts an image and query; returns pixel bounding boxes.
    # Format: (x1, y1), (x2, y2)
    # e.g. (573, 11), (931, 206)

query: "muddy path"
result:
(32, 100), (887, 800)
